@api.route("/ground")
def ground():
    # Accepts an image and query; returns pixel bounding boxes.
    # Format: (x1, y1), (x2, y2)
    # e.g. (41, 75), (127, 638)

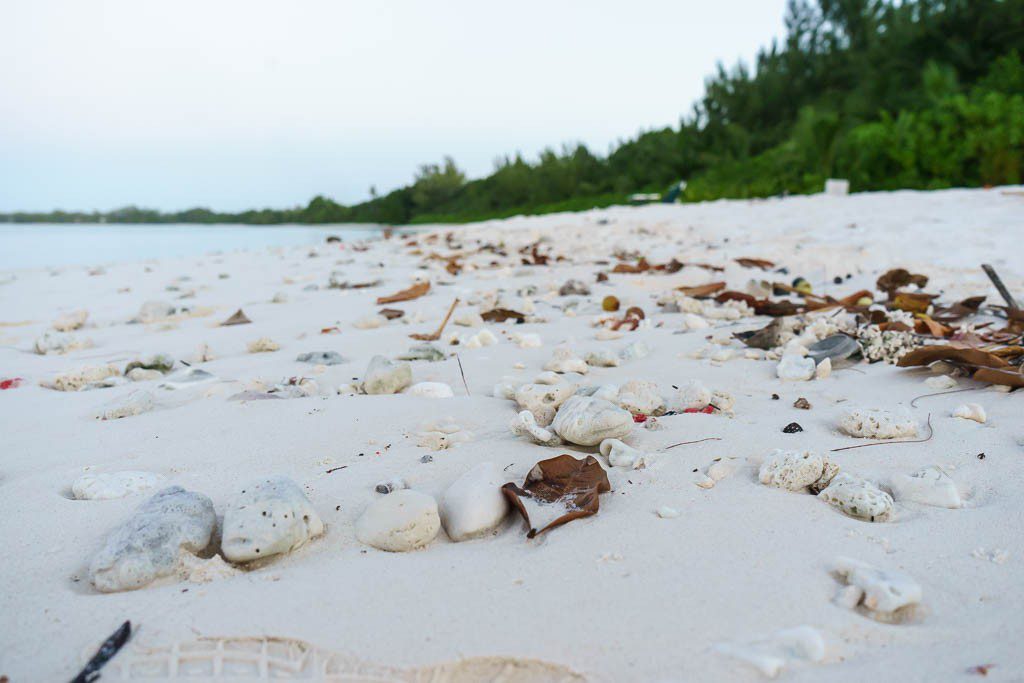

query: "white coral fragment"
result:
(818, 473), (894, 521)
(952, 403), (986, 423)
(838, 408), (917, 439)
(832, 556), (922, 619)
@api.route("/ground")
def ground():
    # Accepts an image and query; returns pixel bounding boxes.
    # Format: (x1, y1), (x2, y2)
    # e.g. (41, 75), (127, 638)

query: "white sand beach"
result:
(1, 187), (1023, 681)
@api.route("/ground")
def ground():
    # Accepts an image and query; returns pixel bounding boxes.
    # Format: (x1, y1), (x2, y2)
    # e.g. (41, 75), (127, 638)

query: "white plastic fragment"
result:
(221, 476), (324, 563)
(439, 463), (510, 542)
(89, 486), (215, 592)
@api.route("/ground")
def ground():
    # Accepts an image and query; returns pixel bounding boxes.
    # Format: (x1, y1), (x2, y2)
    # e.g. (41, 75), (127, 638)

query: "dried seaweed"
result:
(502, 455), (611, 538)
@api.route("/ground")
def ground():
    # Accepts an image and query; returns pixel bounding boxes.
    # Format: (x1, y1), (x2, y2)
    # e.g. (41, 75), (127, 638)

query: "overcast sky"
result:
(0, 0), (786, 212)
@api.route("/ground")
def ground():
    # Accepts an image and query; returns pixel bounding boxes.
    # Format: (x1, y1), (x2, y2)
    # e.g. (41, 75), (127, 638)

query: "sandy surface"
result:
(1, 187), (1022, 681)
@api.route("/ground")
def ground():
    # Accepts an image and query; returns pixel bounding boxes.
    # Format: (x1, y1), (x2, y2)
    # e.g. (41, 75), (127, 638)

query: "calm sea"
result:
(0, 223), (390, 271)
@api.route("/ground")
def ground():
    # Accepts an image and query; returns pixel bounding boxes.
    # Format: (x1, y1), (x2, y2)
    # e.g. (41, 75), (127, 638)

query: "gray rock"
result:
(807, 334), (861, 364)
(89, 486), (215, 592)
(395, 344), (446, 362)
(296, 351), (346, 366)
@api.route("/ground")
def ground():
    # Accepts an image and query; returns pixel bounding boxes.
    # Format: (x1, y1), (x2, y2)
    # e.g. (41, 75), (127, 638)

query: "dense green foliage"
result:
(5, 0), (1022, 226)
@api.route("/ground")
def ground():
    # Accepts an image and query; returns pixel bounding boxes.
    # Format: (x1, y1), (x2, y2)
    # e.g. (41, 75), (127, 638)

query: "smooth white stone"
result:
(356, 490), (441, 552)
(440, 463), (509, 542)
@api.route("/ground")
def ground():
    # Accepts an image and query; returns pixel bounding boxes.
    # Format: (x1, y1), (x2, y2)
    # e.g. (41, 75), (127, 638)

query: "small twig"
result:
(982, 263), (1020, 310)
(831, 414), (933, 452)
(910, 387), (979, 408)
(664, 437), (722, 450)
(456, 354), (470, 396)
(325, 465), (348, 474)
(410, 297), (459, 341)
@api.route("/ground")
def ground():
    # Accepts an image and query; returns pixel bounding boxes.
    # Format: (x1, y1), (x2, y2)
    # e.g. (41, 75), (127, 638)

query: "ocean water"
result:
(0, 223), (389, 270)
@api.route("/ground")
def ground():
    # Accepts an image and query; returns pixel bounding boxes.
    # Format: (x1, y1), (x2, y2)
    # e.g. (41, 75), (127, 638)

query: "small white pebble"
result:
(657, 506), (680, 519)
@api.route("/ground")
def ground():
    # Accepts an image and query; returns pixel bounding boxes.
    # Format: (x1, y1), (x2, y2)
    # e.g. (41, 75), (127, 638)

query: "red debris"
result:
(0, 377), (23, 390)
(632, 413), (648, 423)
(683, 406), (715, 414)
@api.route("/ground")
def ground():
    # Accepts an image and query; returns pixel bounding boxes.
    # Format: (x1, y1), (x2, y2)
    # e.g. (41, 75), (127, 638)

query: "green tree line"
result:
(5, 0), (1022, 226)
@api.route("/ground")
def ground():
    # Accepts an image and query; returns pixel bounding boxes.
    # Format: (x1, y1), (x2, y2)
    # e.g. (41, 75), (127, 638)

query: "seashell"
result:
(221, 477), (324, 563)
(952, 403), (986, 423)
(818, 473), (894, 521)
(832, 556), (922, 619)
(440, 463), (509, 541)
(355, 490), (440, 552)
(89, 486), (215, 592)
(362, 356), (413, 395)
(72, 471), (164, 500)
(551, 395), (632, 446)
(838, 407), (917, 439)
(599, 438), (647, 469)
(887, 466), (961, 508)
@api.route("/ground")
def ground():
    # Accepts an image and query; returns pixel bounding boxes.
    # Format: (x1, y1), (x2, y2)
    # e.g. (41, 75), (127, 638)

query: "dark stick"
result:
(982, 264), (1020, 310)
(70, 620), (132, 683)
(456, 354), (470, 396)
(831, 414), (933, 452)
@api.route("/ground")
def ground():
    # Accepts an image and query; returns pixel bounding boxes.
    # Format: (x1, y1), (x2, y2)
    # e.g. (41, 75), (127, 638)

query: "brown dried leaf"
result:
(898, 346), (1010, 369)
(893, 292), (935, 314)
(220, 309), (251, 326)
(677, 282), (726, 298)
(376, 281), (430, 305)
(378, 308), (405, 320)
(877, 268), (929, 294)
(481, 308), (526, 324)
(972, 366), (1024, 388)
(501, 455), (611, 538)
(612, 258), (651, 274)
(735, 257), (775, 270)
(914, 315), (951, 337)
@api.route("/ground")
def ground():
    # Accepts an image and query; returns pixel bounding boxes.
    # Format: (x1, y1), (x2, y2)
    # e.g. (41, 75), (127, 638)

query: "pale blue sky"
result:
(0, 0), (786, 212)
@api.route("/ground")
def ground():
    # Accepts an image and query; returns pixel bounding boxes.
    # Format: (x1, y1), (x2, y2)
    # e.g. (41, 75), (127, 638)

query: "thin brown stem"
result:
(664, 437), (722, 450)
